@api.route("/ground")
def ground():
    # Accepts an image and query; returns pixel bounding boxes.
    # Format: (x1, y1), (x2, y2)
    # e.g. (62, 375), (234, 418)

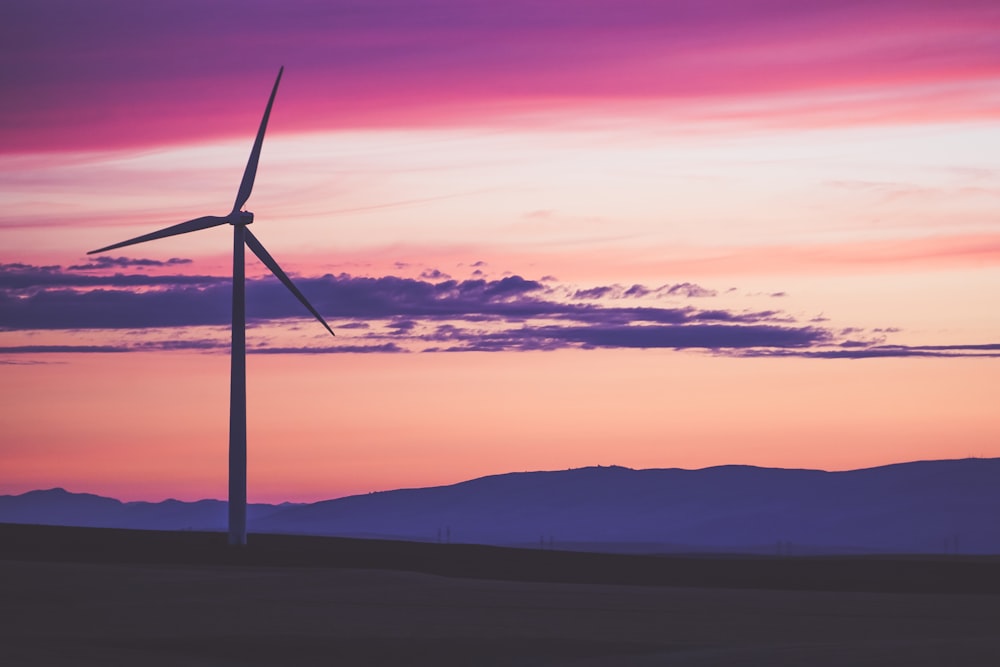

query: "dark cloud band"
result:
(1, 262), (995, 357)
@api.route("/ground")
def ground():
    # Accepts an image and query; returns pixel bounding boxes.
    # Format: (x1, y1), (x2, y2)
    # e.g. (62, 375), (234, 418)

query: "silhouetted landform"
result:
(4, 458), (998, 554)
(3, 523), (1000, 596)
(0, 488), (293, 530)
(259, 458), (1000, 554)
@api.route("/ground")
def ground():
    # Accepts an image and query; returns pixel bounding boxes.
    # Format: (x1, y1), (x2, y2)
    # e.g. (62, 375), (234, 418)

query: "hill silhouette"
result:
(3, 458), (998, 554)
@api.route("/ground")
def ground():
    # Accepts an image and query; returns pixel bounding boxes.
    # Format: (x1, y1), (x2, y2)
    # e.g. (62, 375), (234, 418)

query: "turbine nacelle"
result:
(230, 210), (254, 226)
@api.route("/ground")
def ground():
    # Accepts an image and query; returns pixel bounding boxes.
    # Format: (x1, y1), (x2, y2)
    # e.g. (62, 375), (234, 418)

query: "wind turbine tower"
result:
(88, 67), (334, 546)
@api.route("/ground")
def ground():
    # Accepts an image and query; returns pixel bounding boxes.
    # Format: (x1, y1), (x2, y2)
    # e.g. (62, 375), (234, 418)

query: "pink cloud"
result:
(547, 234), (1000, 281)
(663, 233), (1000, 277)
(3, 0), (998, 153)
(294, 232), (1000, 281)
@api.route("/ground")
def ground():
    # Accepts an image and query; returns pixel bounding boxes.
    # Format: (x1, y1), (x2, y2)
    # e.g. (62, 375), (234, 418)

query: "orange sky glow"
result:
(2, 0), (999, 502)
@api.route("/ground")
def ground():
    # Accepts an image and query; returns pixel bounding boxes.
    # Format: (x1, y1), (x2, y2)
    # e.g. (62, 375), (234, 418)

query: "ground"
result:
(2, 525), (999, 665)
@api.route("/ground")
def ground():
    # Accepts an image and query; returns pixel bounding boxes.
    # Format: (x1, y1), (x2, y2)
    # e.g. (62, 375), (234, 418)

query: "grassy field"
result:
(2, 524), (999, 665)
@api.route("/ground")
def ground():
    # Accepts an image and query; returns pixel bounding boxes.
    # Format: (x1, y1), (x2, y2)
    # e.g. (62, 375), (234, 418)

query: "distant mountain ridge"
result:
(3, 458), (998, 554)
(0, 488), (294, 532)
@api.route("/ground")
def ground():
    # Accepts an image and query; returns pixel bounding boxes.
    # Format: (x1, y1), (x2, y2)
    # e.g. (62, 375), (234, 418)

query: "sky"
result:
(1, 0), (999, 503)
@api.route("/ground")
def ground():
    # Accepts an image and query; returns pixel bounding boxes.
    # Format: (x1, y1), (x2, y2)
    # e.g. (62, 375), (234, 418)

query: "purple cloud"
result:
(66, 256), (193, 271)
(0, 341), (404, 355)
(0, 284), (232, 329)
(570, 282), (717, 300)
(0, 262), (223, 290)
(421, 323), (829, 352)
(664, 283), (717, 298)
(419, 268), (452, 280)
(572, 286), (617, 300)
(0, 345), (130, 354)
(3, 262), (993, 357)
(736, 344), (1000, 359)
(249, 343), (404, 354)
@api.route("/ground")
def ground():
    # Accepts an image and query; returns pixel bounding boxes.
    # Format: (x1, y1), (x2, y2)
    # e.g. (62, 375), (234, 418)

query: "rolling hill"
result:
(3, 457), (998, 554)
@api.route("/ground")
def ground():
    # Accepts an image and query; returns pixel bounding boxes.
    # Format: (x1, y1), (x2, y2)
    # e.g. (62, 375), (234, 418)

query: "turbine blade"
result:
(233, 66), (284, 213)
(87, 216), (228, 255)
(244, 228), (335, 337)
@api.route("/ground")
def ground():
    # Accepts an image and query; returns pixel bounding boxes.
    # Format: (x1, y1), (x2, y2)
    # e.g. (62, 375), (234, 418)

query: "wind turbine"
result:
(88, 67), (334, 546)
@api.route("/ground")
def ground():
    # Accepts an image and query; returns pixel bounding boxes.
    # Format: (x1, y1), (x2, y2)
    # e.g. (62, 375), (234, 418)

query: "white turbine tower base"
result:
(88, 67), (335, 546)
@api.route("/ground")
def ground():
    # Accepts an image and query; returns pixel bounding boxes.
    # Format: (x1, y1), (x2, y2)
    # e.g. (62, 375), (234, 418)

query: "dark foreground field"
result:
(2, 524), (1000, 666)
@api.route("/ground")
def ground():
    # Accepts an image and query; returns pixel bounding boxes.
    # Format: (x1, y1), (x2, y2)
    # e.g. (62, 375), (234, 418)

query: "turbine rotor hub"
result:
(230, 210), (254, 226)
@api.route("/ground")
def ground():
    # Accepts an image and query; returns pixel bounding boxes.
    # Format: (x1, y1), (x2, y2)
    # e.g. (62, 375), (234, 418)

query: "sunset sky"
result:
(2, 0), (999, 503)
